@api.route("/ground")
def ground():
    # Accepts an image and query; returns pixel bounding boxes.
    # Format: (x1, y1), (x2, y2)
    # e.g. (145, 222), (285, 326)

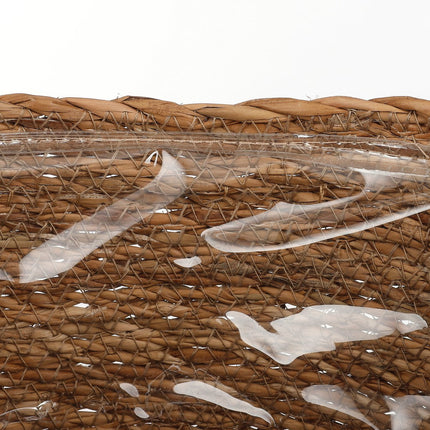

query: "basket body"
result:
(0, 97), (430, 429)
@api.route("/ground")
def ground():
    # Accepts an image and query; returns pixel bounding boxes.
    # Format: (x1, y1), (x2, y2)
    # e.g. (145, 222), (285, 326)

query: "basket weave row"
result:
(0, 95), (430, 429)
(0, 94), (430, 139)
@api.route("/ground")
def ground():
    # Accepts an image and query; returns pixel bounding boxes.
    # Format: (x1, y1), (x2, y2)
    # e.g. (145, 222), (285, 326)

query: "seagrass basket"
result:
(1, 94), (430, 430)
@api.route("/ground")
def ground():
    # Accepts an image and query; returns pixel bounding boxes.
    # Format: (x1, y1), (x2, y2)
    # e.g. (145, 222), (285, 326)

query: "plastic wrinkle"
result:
(226, 305), (427, 365)
(0, 400), (57, 422)
(19, 151), (186, 283)
(385, 395), (430, 430)
(173, 381), (274, 425)
(302, 385), (379, 430)
(202, 155), (430, 253)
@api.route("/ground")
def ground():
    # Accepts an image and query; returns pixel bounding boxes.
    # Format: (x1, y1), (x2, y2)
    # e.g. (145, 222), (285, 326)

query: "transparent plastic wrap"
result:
(0, 132), (429, 429)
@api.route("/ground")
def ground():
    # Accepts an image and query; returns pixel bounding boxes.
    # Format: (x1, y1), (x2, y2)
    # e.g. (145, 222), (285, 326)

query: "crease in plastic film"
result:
(18, 151), (186, 283)
(0, 400), (57, 423)
(201, 151), (430, 253)
(6, 141), (430, 281)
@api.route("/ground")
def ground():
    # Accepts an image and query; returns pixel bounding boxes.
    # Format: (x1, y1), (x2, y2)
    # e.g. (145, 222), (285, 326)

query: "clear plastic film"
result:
(0, 132), (429, 429)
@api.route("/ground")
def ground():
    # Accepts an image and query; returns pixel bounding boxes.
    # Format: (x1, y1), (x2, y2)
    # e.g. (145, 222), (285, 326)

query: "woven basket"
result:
(1, 94), (430, 430)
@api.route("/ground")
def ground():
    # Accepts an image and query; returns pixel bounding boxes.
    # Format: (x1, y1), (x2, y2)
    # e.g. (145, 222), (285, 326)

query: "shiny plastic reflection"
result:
(173, 381), (274, 425)
(7, 143), (430, 282)
(0, 400), (57, 423)
(226, 305), (427, 365)
(302, 385), (378, 430)
(19, 151), (185, 282)
(385, 395), (430, 430)
(303, 385), (430, 430)
(202, 150), (430, 253)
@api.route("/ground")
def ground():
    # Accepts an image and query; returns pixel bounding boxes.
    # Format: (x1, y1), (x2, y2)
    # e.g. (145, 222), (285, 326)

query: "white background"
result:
(1, 0), (429, 104)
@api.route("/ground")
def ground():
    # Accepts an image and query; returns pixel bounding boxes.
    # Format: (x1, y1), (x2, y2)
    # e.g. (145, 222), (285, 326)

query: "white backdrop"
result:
(1, 0), (429, 104)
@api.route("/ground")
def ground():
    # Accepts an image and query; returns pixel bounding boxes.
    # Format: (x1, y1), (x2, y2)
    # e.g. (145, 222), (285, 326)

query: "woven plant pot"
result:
(1, 94), (430, 429)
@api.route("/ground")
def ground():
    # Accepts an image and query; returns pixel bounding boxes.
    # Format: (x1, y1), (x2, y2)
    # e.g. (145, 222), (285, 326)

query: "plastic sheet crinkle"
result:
(0, 125), (430, 430)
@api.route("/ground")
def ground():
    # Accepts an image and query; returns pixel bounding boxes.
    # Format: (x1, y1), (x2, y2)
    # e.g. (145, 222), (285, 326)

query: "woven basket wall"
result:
(1, 94), (430, 430)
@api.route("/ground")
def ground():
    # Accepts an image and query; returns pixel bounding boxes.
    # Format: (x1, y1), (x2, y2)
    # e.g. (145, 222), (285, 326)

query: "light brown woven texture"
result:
(0, 94), (430, 139)
(0, 95), (430, 430)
